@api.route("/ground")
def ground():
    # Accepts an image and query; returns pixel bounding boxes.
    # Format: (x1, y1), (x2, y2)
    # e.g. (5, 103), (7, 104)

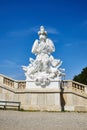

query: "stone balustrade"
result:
(62, 80), (87, 94)
(72, 82), (85, 92)
(0, 74), (87, 94)
(3, 77), (14, 88)
(18, 81), (26, 89)
(0, 74), (26, 89)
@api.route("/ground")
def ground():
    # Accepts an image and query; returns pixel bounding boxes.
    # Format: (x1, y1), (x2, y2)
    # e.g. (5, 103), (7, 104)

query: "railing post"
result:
(14, 82), (18, 89)
(85, 86), (87, 93)
(0, 75), (4, 85)
(67, 80), (72, 89)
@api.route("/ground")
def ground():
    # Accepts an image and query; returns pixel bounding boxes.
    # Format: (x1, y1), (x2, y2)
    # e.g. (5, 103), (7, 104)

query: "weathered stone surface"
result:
(0, 74), (87, 111)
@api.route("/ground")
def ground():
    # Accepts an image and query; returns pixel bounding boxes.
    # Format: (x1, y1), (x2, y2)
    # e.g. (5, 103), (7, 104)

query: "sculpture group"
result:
(23, 26), (65, 86)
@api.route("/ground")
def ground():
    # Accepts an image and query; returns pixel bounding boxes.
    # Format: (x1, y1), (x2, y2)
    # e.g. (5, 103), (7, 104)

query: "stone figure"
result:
(32, 26), (55, 55)
(22, 26), (65, 86)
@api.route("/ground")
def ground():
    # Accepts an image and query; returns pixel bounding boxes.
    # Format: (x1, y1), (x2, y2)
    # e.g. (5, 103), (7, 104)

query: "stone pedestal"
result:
(23, 80), (61, 111)
(26, 80), (61, 89)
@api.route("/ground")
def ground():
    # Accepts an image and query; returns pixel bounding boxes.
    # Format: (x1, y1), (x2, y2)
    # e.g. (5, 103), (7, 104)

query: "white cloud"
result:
(46, 27), (59, 35)
(65, 43), (72, 47)
(0, 59), (24, 80)
(7, 26), (40, 37)
(0, 60), (19, 68)
(8, 29), (31, 37)
(30, 26), (39, 33)
(7, 26), (59, 38)
(9, 73), (25, 80)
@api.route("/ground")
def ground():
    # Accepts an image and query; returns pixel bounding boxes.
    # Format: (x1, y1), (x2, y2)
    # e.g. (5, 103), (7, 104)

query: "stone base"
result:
(26, 80), (61, 89)
(22, 90), (61, 111)
(22, 80), (61, 111)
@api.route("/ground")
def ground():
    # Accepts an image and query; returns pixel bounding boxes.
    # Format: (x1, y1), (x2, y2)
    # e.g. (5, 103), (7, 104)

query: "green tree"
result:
(73, 67), (87, 85)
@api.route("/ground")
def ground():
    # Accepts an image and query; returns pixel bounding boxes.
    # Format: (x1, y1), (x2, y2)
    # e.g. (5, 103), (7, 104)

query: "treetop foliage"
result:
(73, 67), (87, 85)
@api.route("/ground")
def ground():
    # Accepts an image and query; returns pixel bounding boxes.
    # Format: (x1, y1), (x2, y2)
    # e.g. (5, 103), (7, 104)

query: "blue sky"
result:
(0, 0), (87, 80)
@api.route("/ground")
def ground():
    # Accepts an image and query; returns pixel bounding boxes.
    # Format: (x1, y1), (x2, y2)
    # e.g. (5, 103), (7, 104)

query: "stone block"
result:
(26, 80), (60, 89)
(75, 106), (87, 112)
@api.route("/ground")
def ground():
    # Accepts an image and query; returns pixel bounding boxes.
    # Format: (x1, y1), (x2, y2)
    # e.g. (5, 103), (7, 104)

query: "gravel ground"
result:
(0, 110), (87, 130)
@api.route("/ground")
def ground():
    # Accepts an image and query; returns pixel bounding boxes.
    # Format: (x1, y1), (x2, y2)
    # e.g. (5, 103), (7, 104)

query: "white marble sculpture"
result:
(22, 26), (65, 86)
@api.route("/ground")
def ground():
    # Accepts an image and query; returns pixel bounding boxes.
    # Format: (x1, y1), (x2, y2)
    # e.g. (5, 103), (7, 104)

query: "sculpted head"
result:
(38, 26), (47, 41)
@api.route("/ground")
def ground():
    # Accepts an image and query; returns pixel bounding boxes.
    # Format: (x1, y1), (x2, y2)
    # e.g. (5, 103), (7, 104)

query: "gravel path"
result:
(0, 110), (87, 130)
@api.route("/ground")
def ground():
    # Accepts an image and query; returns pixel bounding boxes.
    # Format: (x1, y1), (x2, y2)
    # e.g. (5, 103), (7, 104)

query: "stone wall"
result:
(61, 80), (87, 111)
(0, 74), (87, 111)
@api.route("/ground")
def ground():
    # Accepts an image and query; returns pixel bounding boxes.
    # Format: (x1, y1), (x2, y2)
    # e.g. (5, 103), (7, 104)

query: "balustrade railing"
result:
(18, 81), (26, 89)
(62, 80), (68, 88)
(0, 74), (26, 89)
(62, 80), (87, 94)
(0, 74), (87, 94)
(72, 82), (85, 92)
(3, 77), (14, 88)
